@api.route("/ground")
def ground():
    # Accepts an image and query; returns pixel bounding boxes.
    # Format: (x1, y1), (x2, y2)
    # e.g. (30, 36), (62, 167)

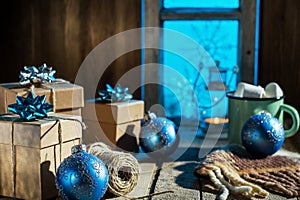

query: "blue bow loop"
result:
(19, 63), (56, 85)
(97, 84), (133, 102)
(8, 92), (53, 121)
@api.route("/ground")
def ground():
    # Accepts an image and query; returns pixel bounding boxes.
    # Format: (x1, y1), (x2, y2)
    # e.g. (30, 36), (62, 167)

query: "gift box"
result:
(0, 113), (82, 200)
(82, 100), (144, 149)
(0, 79), (84, 115)
(84, 100), (144, 124)
(83, 119), (141, 151)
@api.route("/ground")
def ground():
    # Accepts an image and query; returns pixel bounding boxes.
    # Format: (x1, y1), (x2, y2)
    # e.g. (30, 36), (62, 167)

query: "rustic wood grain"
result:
(0, 0), (141, 98)
(259, 0), (300, 112)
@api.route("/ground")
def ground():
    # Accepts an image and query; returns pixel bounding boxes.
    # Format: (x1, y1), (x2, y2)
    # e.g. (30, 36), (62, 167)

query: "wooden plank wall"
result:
(259, 0), (300, 112)
(1, 0), (300, 112)
(0, 0), (141, 98)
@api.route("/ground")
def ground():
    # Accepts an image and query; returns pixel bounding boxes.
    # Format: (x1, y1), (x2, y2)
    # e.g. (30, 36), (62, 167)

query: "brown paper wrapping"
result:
(83, 100), (144, 124)
(58, 108), (82, 116)
(0, 80), (84, 115)
(83, 120), (141, 149)
(82, 100), (144, 151)
(0, 113), (82, 200)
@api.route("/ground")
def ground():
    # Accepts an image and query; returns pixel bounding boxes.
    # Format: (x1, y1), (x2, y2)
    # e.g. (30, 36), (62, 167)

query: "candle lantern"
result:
(198, 61), (238, 136)
(206, 60), (229, 91)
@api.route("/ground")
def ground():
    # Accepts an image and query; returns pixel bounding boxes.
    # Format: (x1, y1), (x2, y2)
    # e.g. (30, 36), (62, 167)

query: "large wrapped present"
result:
(82, 84), (144, 150)
(0, 113), (83, 200)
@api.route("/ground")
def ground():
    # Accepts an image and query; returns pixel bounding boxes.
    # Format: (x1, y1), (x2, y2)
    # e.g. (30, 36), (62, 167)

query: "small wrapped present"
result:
(84, 99), (145, 124)
(82, 84), (144, 149)
(0, 64), (84, 115)
(83, 118), (142, 151)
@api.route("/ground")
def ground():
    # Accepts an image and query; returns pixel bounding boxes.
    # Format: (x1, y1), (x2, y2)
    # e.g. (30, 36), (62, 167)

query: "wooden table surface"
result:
(107, 126), (299, 200)
(1, 126), (299, 200)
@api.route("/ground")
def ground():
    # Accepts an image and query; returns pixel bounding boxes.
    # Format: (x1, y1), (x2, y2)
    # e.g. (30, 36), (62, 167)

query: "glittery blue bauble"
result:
(139, 117), (177, 156)
(241, 112), (285, 158)
(56, 145), (109, 200)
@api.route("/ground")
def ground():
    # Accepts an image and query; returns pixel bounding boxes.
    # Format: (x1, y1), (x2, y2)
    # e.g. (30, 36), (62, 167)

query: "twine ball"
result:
(88, 142), (140, 196)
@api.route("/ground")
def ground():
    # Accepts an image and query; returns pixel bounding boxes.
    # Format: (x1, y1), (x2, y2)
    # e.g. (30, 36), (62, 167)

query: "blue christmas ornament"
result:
(8, 92), (53, 121)
(241, 112), (285, 158)
(139, 113), (178, 157)
(56, 144), (109, 200)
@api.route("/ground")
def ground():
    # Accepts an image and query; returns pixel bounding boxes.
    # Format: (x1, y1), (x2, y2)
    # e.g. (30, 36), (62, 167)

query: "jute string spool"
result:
(88, 142), (140, 196)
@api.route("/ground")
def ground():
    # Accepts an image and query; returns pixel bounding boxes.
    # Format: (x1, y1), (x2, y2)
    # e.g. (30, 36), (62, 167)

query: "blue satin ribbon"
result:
(8, 92), (53, 121)
(98, 84), (133, 102)
(19, 63), (56, 85)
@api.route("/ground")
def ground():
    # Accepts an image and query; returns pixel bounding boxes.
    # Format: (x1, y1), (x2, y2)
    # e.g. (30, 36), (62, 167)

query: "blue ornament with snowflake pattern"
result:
(56, 144), (109, 200)
(139, 116), (178, 158)
(241, 112), (285, 158)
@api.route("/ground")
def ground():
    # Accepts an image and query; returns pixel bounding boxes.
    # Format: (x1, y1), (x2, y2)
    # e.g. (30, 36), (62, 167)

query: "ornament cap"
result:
(71, 144), (87, 154)
(147, 111), (157, 120)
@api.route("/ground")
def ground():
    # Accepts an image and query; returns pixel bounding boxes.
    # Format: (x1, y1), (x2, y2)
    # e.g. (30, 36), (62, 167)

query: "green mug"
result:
(226, 91), (300, 144)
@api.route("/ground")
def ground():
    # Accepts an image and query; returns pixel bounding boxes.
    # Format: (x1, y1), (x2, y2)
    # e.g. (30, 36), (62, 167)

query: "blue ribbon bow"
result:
(8, 92), (53, 121)
(98, 84), (133, 102)
(19, 63), (56, 85)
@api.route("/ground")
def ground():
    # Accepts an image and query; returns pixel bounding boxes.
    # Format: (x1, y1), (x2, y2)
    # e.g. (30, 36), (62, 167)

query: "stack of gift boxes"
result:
(0, 65), (144, 199)
(0, 65), (85, 199)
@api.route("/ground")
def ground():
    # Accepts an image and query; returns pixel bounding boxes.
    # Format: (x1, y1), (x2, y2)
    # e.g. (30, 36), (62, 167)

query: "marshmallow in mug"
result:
(264, 82), (284, 98)
(234, 82), (265, 98)
(234, 82), (283, 98)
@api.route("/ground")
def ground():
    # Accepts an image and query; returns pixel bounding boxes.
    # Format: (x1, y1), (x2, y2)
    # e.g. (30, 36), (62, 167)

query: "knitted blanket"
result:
(194, 147), (300, 199)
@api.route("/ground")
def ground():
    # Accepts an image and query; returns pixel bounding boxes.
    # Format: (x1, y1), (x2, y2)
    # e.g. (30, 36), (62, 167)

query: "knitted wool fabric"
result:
(195, 149), (300, 200)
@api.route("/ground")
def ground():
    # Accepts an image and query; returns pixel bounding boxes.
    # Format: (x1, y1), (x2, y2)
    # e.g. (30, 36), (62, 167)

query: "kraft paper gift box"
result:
(0, 79), (84, 115)
(0, 113), (82, 200)
(82, 100), (144, 149)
